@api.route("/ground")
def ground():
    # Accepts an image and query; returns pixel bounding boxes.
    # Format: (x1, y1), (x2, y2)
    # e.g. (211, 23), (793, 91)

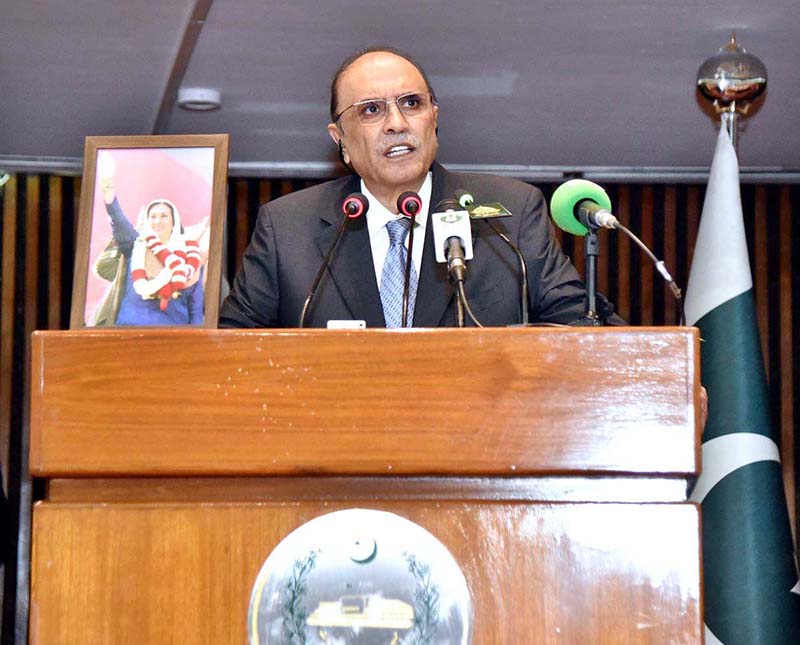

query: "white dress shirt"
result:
(361, 173), (432, 289)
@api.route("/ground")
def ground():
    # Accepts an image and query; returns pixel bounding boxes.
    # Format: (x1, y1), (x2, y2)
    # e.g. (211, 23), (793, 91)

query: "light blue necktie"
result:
(380, 218), (418, 327)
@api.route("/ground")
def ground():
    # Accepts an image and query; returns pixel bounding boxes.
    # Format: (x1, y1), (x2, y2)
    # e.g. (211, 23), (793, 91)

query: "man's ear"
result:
(326, 122), (340, 146)
(327, 123), (350, 165)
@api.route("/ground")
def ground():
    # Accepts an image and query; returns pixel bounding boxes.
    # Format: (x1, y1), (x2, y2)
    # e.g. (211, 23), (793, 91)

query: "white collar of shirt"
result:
(361, 172), (432, 285)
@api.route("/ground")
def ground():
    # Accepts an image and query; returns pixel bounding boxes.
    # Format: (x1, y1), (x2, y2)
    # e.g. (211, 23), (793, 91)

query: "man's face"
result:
(147, 203), (174, 242)
(327, 52), (439, 206)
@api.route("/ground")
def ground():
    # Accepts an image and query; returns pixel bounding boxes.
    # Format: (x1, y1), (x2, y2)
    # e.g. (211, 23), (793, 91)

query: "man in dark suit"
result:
(219, 47), (617, 328)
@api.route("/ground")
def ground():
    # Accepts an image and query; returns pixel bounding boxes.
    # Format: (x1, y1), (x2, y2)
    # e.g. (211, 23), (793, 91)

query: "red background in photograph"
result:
(84, 147), (215, 324)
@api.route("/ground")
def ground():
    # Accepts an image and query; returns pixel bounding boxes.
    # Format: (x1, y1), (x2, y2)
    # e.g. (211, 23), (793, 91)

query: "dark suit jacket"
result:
(219, 163), (617, 328)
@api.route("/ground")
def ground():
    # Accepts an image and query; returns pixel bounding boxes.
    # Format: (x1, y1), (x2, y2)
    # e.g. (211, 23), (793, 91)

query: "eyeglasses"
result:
(334, 92), (435, 125)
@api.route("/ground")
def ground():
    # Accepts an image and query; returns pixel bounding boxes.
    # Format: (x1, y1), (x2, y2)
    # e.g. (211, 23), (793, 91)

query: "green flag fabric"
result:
(685, 124), (800, 644)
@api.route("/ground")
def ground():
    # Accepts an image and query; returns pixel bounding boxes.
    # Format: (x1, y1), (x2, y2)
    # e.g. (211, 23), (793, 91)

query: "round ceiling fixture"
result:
(177, 87), (221, 111)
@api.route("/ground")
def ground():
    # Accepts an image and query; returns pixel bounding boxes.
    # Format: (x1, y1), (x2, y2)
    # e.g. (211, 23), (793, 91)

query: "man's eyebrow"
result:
(354, 90), (424, 102)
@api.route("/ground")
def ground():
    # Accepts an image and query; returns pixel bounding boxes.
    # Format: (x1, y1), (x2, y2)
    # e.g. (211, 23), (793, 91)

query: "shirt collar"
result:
(362, 172), (432, 236)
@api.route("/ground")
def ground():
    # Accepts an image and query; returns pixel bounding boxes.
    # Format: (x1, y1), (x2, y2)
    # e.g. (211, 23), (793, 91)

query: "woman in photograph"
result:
(92, 165), (209, 325)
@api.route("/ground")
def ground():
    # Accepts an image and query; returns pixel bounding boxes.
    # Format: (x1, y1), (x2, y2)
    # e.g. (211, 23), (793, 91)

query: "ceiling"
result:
(1, 0), (797, 180)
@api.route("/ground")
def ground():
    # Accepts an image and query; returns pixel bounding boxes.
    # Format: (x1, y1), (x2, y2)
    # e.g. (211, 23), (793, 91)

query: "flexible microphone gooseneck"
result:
(550, 179), (683, 323)
(396, 191), (422, 328)
(298, 193), (368, 327)
(455, 189), (530, 325)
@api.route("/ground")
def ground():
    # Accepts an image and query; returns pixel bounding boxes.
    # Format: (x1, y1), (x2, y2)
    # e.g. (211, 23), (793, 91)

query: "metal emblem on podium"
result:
(248, 509), (472, 644)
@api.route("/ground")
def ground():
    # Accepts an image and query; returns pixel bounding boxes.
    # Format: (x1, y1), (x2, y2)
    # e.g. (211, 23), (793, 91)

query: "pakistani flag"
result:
(686, 124), (800, 644)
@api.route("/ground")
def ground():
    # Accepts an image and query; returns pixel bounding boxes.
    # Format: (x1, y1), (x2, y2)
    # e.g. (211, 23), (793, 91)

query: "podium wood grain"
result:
(31, 501), (701, 645)
(30, 328), (700, 477)
(29, 329), (702, 644)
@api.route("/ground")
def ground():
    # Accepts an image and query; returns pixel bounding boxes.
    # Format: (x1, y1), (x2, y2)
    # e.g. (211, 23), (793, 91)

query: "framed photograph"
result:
(70, 134), (229, 329)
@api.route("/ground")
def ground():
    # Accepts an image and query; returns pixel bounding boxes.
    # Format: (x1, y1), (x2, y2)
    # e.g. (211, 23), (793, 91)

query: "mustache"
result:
(377, 134), (422, 149)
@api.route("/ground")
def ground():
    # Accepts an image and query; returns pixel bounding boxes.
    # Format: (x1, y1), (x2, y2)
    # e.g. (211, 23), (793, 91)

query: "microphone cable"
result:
(612, 222), (684, 325)
(455, 189), (528, 325)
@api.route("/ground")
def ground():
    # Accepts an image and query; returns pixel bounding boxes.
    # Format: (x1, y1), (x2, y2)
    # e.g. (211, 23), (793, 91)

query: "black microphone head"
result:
(454, 189), (474, 208)
(397, 191), (421, 217)
(434, 199), (459, 212)
(342, 192), (369, 219)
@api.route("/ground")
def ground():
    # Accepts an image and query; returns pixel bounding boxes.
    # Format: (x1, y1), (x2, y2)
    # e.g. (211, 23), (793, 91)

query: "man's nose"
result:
(383, 101), (409, 132)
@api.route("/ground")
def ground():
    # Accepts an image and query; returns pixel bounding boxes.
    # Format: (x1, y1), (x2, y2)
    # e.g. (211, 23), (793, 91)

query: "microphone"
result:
(298, 193), (368, 327)
(396, 191), (422, 327)
(431, 199), (481, 327)
(397, 191), (421, 218)
(431, 199), (473, 279)
(550, 179), (617, 235)
(455, 189), (474, 210)
(550, 179), (683, 321)
(343, 193), (368, 218)
(456, 189), (530, 325)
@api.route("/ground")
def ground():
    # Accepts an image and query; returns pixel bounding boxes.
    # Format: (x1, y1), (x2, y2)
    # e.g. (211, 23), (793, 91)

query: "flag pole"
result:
(690, 34), (800, 645)
(696, 31), (766, 154)
(720, 110), (738, 152)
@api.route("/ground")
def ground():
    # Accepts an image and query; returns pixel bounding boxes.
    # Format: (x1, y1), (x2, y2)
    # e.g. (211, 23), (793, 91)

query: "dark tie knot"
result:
(386, 218), (411, 245)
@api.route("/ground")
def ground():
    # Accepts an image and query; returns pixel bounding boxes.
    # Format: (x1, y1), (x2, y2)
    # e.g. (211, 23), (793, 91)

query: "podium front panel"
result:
(31, 500), (701, 645)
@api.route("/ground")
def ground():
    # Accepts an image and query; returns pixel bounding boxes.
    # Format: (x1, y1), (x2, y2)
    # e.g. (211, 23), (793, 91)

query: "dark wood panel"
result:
(47, 177), (63, 330)
(234, 179), (250, 263)
(778, 186), (795, 531)
(639, 186), (655, 325)
(663, 187), (679, 325)
(0, 176), (18, 487)
(45, 475), (692, 504)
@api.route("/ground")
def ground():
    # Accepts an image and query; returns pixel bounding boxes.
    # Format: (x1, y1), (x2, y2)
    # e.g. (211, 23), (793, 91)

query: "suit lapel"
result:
(315, 176), (385, 327)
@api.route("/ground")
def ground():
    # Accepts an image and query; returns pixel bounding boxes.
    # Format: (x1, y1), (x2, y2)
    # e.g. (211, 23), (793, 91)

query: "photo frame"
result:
(70, 134), (229, 329)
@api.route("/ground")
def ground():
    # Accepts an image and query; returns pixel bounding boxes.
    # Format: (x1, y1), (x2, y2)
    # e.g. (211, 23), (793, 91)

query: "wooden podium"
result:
(29, 328), (703, 644)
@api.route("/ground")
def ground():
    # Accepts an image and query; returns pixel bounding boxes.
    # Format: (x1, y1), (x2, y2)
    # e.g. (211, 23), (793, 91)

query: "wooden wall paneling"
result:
(651, 186), (666, 325)
(639, 186), (655, 325)
(234, 179), (250, 265)
(24, 178), (40, 339)
(754, 186), (769, 370)
(684, 186), (701, 276)
(614, 185), (631, 322)
(0, 176), (18, 645)
(68, 176), (80, 322)
(46, 178), (62, 330)
(0, 176), (18, 489)
(13, 175), (42, 645)
(663, 187), (679, 325)
(778, 185), (795, 535)
(0, 171), (795, 642)
(258, 179), (271, 222)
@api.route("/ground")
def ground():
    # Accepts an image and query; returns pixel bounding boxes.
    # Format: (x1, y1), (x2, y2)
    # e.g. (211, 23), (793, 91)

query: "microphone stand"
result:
(401, 213), (416, 328)
(455, 291), (465, 327)
(572, 229), (603, 326)
(298, 215), (350, 328)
